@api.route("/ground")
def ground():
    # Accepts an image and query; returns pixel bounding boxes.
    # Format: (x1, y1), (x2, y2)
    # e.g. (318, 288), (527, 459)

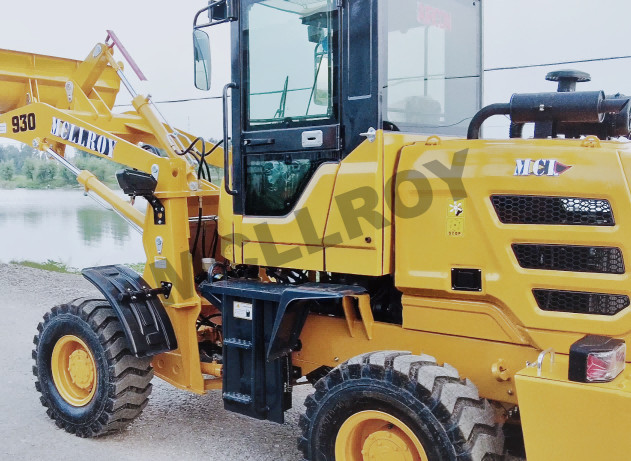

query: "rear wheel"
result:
(33, 298), (153, 437)
(299, 351), (503, 461)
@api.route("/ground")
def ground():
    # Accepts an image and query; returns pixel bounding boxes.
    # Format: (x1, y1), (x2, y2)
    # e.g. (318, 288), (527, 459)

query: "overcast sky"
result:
(0, 0), (630, 139)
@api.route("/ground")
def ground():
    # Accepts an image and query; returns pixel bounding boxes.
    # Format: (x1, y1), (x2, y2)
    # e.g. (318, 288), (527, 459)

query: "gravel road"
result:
(0, 263), (309, 461)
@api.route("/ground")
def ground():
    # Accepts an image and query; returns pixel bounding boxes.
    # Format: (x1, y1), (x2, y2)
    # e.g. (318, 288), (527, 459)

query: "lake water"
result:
(0, 189), (146, 269)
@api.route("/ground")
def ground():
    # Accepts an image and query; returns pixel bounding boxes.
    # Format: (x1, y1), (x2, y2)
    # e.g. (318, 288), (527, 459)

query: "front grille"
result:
(491, 195), (614, 226)
(533, 289), (629, 316)
(513, 244), (624, 274)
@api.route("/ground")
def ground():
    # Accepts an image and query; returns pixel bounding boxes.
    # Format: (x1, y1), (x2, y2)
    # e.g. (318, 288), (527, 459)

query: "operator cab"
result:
(193, 0), (482, 216)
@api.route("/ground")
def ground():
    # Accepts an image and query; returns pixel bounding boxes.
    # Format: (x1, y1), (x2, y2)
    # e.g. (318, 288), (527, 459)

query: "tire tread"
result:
(33, 298), (153, 437)
(299, 350), (504, 461)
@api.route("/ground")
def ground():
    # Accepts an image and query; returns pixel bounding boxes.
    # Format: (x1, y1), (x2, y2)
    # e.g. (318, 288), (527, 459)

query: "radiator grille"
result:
(533, 289), (629, 316)
(513, 244), (624, 274)
(491, 195), (614, 226)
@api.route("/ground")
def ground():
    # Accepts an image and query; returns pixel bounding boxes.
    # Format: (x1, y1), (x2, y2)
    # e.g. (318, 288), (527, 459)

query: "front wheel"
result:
(33, 299), (153, 437)
(299, 351), (504, 461)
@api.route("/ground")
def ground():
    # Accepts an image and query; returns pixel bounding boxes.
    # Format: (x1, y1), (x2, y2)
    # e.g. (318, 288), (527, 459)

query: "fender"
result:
(81, 265), (177, 357)
(200, 280), (367, 360)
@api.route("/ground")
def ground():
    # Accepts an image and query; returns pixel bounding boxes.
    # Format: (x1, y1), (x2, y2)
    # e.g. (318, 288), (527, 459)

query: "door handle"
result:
(222, 82), (238, 196)
(302, 130), (323, 148)
(243, 138), (275, 147)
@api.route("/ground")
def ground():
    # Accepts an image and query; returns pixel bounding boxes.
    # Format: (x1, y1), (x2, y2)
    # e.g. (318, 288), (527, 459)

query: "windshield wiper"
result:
(274, 76), (290, 119)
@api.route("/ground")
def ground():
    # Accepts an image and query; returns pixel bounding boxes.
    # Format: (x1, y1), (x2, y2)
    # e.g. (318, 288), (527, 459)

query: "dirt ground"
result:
(0, 263), (309, 461)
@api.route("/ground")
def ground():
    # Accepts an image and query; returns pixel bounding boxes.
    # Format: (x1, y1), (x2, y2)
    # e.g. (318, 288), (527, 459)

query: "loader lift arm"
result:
(0, 36), (221, 394)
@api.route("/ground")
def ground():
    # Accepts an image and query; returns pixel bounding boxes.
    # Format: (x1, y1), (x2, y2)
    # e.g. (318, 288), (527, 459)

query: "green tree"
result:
(35, 162), (57, 183)
(56, 163), (77, 185)
(23, 158), (37, 180)
(74, 151), (121, 185)
(0, 160), (15, 180)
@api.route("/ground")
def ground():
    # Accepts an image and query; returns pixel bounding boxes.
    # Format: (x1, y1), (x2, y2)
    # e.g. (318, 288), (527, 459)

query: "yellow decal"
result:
(446, 199), (465, 237)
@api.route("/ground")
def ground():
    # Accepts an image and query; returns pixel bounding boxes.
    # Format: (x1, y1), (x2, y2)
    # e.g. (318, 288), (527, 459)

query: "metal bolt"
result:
(65, 81), (74, 103)
(334, 357), (339, 362)
(507, 388), (514, 395)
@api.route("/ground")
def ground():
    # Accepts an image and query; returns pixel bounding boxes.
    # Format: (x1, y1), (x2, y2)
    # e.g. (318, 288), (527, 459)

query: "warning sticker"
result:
(154, 257), (167, 269)
(447, 218), (464, 237)
(446, 199), (465, 237)
(0, 123), (6, 134)
(448, 200), (465, 217)
(234, 301), (253, 321)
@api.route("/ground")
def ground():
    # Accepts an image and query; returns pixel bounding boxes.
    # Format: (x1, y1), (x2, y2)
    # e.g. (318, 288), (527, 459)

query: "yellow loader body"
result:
(1, 31), (631, 459)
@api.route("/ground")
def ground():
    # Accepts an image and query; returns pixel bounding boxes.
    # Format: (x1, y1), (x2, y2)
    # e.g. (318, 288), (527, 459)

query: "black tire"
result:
(299, 351), (504, 461)
(33, 298), (153, 437)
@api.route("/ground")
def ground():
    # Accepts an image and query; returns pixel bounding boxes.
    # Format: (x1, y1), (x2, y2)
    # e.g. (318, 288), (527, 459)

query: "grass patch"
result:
(10, 259), (78, 273)
(9, 260), (146, 275)
(125, 262), (146, 274)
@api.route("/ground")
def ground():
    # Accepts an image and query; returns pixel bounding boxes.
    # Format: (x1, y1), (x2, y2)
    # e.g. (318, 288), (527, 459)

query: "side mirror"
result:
(193, 29), (211, 91)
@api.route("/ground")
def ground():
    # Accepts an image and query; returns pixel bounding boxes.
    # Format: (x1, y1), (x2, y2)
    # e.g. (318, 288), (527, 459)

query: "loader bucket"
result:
(0, 48), (120, 113)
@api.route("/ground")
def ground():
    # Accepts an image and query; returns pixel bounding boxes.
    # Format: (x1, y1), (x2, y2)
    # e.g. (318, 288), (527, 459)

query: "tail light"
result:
(568, 335), (626, 383)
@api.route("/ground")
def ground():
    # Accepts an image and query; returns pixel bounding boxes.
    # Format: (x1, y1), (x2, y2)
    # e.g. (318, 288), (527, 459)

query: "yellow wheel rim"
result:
(51, 335), (97, 407)
(335, 410), (429, 461)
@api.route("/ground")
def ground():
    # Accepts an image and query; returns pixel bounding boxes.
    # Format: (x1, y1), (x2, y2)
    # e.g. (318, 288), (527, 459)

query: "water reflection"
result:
(76, 208), (132, 246)
(24, 210), (43, 226)
(0, 189), (146, 268)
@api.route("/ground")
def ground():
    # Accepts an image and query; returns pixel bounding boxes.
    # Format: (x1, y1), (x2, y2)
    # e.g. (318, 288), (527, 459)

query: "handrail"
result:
(222, 82), (238, 196)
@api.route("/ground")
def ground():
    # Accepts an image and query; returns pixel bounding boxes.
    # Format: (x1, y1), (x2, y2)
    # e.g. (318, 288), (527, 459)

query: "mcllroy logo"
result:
(50, 117), (117, 157)
(514, 159), (571, 176)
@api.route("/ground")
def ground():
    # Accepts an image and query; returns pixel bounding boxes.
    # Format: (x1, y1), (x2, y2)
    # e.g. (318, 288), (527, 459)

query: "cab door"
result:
(231, 0), (342, 270)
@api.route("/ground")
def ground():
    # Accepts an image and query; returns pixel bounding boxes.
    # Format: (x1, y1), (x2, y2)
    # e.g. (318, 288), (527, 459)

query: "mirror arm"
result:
(223, 83), (238, 196)
(193, 5), (212, 28)
(194, 0), (235, 29)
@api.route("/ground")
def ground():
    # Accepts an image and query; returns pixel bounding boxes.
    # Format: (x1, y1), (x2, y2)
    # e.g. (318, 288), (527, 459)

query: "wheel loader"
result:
(2, 0), (631, 459)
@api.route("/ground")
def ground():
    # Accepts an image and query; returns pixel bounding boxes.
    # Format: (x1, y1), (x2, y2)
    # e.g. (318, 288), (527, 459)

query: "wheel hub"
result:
(51, 335), (97, 407)
(335, 410), (429, 461)
(68, 349), (94, 389)
(362, 429), (414, 461)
